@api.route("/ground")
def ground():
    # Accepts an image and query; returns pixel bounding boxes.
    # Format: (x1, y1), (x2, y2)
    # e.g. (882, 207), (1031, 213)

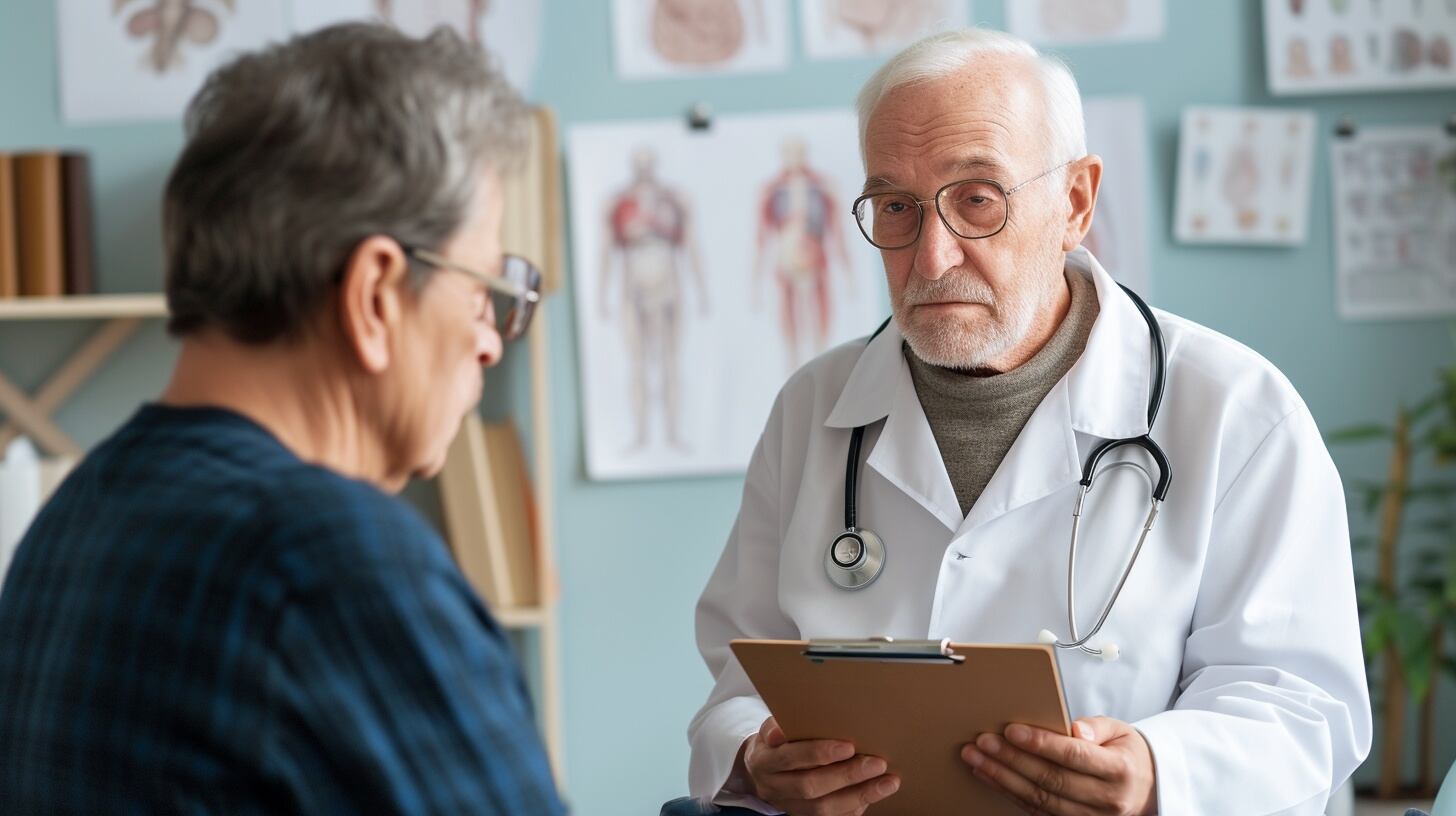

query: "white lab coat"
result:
(688, 249), (1372, 815)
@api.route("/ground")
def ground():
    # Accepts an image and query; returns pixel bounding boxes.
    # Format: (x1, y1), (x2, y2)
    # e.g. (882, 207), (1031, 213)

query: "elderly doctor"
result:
(688, 28), (1371, 816)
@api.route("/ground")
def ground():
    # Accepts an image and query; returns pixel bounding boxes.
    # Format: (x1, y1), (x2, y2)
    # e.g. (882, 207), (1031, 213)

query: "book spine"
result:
(13, 152), (66, 298)
(0, 155), (17, 299)
(61, 153), (95, 296)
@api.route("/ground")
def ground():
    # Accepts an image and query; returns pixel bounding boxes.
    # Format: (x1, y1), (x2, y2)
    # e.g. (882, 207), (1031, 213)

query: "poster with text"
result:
(612, 0), (789, 79)
(1174, 106), (1317, 246)
(1083, 96), (1153, 296)
(567, 111), (887, 480)
(1006, 0), (1165, 46)
(800, 0), (970, 61)
(58, 0), (289, 124)
(1263, 0), (1456, 96)
(1332, 125), (1456, 320)
(288, 0), (543, 95)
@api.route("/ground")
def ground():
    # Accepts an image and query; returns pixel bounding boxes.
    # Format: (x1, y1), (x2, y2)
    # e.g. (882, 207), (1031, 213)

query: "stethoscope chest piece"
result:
(825, 528), (885, 590)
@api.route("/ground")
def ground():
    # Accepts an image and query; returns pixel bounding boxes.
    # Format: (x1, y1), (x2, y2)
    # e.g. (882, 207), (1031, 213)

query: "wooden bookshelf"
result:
(0, 294), (165, 456)
(0, 294), (166, 321)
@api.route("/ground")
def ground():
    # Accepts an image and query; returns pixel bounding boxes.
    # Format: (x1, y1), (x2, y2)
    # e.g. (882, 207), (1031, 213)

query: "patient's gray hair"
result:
(855, 28), (1086, 168)
(164, 23), (529, 343)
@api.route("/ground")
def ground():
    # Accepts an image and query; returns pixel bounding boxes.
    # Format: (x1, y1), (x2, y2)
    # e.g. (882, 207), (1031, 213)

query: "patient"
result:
(0, 23), (564, 815)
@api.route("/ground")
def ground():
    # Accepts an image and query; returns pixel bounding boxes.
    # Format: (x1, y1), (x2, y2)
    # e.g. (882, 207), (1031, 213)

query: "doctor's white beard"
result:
(895, 273), (1039, 371)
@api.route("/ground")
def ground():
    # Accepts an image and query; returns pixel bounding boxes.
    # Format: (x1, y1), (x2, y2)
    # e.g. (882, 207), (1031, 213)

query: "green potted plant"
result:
(1328, 330), (1456, 798)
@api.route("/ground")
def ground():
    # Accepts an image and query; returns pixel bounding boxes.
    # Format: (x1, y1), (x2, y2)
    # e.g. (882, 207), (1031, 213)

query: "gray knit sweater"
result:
(904, 269), (1100, 518)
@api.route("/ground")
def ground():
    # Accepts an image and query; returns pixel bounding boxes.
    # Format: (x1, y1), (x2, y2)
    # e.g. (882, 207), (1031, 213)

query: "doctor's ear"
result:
(1060, 155), (1104, 252)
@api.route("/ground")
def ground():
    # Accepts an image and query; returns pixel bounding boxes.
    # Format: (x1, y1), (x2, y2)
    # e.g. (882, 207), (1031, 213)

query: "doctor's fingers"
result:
(963, 749), (1107, 816)
(1000, 722), (1129, 780)
(768, 768), (901, 816)
(963, 740), (1114, 815)
(750, 735), (858, 773)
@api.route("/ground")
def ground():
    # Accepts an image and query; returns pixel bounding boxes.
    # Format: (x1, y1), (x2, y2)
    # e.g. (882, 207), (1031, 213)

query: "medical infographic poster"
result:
(1263, 0), (1456, 96)
(1331, 125), (1456, 320)
(57, 0), (290, 124)
(800, 0), (970, 61)
(288, 0), (543, 95)
(612, 0), (789, 79)
(1005, 0), (1165, 46)
(1173, 106), (1317, 247)
(1082, 96), (1153, 296)
(567, 111), (886, 480)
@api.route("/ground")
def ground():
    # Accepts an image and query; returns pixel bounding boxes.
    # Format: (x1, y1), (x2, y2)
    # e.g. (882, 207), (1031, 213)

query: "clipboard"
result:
(731, 638), (1071, 816)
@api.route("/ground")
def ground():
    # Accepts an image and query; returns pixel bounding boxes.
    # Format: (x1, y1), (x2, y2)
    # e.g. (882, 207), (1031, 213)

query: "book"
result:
(13, 152), (65, 298)
(60, 153), (95, 296)
(437, 413), (516, 609)
(480, 420), (540, 608)
(0, 155), (17, 299)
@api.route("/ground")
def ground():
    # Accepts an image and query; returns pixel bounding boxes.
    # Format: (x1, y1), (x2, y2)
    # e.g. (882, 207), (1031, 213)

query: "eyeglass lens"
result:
(854, 180), (1008, 248)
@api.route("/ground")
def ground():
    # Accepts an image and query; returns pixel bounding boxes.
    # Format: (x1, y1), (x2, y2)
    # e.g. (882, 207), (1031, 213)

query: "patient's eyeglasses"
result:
(404, 246), (542, 341)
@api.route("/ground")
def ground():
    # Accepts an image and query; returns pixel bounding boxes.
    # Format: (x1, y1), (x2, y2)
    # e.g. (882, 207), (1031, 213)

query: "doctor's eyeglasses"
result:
(404, 246), (542, 341)
(851, 159), (1075, 249)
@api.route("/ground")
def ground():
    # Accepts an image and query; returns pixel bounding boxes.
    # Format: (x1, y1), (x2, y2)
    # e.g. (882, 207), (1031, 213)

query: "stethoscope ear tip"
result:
(1037, 629), (1059, 645)
(1098, 643), (1121, 662)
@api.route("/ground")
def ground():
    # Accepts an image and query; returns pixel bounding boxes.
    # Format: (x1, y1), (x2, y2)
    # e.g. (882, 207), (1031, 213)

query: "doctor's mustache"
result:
(899, 275), (998, 309)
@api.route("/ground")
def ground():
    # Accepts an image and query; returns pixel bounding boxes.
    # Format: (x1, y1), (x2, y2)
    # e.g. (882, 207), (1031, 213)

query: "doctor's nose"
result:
(911, 205), (966, 281)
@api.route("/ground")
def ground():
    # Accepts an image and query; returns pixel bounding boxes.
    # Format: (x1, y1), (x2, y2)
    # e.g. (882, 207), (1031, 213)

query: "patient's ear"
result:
(337, 236), (410, 374)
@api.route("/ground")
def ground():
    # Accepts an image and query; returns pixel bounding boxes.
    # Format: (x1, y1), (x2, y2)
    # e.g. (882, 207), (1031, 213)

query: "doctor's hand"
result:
(736, 716), (901, 815)
(961, 716), (1156, 816)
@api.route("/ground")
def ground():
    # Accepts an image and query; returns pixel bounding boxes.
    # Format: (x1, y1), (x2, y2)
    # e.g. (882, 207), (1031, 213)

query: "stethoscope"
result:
(826, 283), (1171, 662)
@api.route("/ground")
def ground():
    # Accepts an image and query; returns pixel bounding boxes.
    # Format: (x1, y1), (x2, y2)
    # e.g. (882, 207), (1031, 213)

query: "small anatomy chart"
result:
(1263, 0), (1456, 95)
(1174, 106), (1318, 247)
(1332, 125), (1456, 320)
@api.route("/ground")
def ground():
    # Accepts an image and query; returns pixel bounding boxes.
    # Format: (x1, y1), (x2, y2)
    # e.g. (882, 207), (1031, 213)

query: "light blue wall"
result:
(2, 1), (1454, 813)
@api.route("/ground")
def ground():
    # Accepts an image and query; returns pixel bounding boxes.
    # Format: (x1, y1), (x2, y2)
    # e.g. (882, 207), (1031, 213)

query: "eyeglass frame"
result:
(402, 245), (542, 340)
(850, 158), (1078, 249)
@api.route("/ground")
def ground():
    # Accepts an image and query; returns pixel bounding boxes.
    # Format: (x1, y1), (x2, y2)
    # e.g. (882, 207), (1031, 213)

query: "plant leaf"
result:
(1327, 424), (1393, 444)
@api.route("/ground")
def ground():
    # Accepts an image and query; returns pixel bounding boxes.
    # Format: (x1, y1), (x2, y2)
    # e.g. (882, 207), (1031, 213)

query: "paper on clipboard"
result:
(731, 638), (1071, 816)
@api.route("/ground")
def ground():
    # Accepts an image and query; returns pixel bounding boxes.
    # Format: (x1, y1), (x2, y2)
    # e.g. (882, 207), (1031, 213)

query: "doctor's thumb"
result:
(760, 717), (787, 748)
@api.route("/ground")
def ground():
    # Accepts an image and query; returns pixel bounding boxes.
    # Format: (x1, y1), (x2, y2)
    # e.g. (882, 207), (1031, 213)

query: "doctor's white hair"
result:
(855, 28), (1087, 169)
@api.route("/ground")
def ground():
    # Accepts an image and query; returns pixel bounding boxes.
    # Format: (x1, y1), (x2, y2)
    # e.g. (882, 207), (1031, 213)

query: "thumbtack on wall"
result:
(686, 102), (713, 132)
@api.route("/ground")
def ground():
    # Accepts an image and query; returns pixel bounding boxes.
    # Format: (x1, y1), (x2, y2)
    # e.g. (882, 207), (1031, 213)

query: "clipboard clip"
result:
(803, 636), (965, 664)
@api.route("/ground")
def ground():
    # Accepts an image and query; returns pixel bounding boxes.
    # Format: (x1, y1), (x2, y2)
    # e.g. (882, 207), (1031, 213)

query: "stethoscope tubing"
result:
(828, 283), (1173, 659)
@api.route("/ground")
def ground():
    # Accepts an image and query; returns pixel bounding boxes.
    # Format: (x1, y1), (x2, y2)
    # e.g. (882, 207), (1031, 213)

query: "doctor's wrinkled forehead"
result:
(853, 28), (1087, 172)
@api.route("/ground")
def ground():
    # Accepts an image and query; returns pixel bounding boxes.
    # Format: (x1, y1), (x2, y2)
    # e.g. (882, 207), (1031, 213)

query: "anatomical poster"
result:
(1174, 106), (1318, 246)
(289, 0), (543, 95)
(57, 0), (290, 124)
(1263, 0), (1456, 96)
(612, 0), (789, 79)
(800, 0), (971, 61)
(1083, 97), (1153, 296)
(1331, 125), (1456, 320)
(1005, 0), (1165, 46)
(566, 110), (886, 480)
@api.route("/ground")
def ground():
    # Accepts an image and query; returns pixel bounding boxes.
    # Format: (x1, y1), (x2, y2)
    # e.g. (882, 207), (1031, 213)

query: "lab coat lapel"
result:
(825, 321), (963, 533)
(961, 248), (1153, 532)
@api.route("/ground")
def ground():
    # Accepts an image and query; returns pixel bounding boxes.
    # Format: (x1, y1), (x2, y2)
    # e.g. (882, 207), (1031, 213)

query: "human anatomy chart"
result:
(612, 0), (789, 79)
(1174, 106), (1318, 247)
(58, 0), (542, 123)
(58, 0), (289, 123)
(1332, 125), (1456, 320)
(1263, 0), (1456, 95)
(800, 0), (970, 60)
(567, 110), (885, 480)
(1005, 0), (1165, 46)
(289, 0), (542, 94)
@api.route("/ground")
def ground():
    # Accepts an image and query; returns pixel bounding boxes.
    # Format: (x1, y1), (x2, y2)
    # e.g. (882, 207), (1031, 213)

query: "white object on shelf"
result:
(0, 437), (42, 591)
